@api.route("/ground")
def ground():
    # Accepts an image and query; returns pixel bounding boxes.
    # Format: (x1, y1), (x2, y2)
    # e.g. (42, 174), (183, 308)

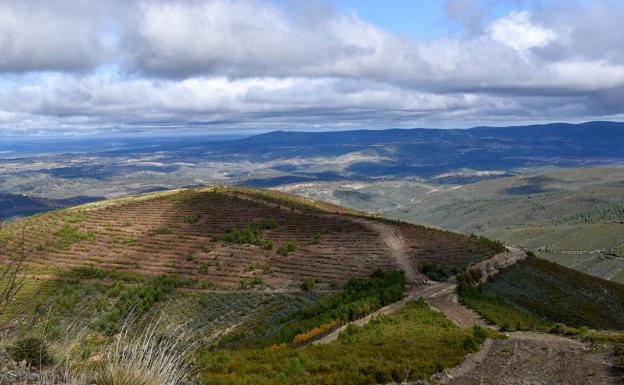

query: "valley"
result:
(1, 123), (624, 384)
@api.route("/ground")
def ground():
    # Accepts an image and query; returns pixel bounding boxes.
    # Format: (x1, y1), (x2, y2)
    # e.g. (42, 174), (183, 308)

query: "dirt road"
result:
(314, 249), (518, 344)
(434, 332), (621, 385)
(229, 191), (427, 285)
(352, 218), (425, 285)
(312, 281), (455, 345)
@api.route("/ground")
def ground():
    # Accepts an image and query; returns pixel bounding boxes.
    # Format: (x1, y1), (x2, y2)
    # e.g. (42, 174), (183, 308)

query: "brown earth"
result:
(1, 188), (493, 290)
(434, 333), (621, 385)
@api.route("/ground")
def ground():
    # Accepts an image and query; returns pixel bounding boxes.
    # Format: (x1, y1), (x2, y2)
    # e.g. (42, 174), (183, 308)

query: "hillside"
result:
(0, 187), (496, 316)
(1, 188), (623, 384)
(8, 188), (499, 286)
(460, 256), (624, 331)
(0, 187), (512, 384)
(284, 166), (624, 283)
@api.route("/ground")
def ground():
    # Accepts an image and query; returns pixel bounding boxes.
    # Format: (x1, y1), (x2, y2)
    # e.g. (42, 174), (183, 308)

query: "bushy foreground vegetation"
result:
(459, 256), (624, 331)
(13, 267), (197, 337)
(0, 267), (498, 385)
(221, 270), (406, 348)
(199, 299), (498, 385)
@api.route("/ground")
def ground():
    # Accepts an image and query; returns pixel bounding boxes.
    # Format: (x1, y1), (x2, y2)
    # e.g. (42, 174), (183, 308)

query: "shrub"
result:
(63, 213), (86, 223)
(240, 276), (265, 289)
(54, 224), (95, 249)
(300, 278), (319, 291)
(293, 320), (340, 345)
(221, 224), (273, 249)
(7, 336), (53, 367)
(151, 227), (172, 236)
(277, 270), (405, 345)
(422, 263), (450, 281)
(94, 276), (190, 335)
(338, 324), (361, 344)
(185, 213), (201, 224)
(261, 219), (279, 230)
(473, 235), (505, 253)
(457, 268), (482, 287)
(472, 325), (488, 342)
(277, 241), (298, 256)
(200, 299), (481, 385)
(463, 336), (479, 352)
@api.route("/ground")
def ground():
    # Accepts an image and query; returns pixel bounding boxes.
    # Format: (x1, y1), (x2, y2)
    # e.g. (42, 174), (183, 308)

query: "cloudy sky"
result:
(0, 0), (623, 136)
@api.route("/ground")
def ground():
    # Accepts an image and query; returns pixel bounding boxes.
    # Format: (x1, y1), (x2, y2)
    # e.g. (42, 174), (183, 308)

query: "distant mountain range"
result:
(1, 121), (623, 219)
(207, 121), (624, 178)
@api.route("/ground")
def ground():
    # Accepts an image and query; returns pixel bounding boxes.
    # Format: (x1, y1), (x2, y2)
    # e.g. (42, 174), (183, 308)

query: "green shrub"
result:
(63, 212), (86, 223)
(151, 227), (172, 235)
(94, 276), (191, 335)
(240, 276), (265, 289)
(221, 224), (273, 249)
(300, 278), (319, 291)
(200, 299), (481, 385)
(277, 241), (298, 256)
(473, 235), (505, 253)
(463, 336), (479, 352)
(185, 213), (201, 224)
(276, 270), (404, 345)
(54, 224), (95, 249)
(422, 263), (450, 281)
(7, 336), (53, 367)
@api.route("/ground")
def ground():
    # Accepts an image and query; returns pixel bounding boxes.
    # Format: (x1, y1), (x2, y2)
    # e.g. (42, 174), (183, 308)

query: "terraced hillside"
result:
(0, 187), (496, 293)
(284, 167), (624, 283)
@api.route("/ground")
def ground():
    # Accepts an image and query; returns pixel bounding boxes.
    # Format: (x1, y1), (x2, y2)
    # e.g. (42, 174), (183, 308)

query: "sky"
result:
(0, 0), (623, 136)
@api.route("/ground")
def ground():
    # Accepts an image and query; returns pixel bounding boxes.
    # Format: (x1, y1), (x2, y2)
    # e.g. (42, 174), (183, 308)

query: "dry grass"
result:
(92, 319), (194, 385)
(1, 314), (195, 385)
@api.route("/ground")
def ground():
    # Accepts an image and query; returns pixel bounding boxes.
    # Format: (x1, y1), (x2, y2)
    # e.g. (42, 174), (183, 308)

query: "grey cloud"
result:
(0, 0), (623, 134)
(0, 0), (116, 72)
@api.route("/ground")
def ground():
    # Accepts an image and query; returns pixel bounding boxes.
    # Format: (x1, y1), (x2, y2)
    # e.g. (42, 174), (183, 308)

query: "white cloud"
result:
(488, 11), (555, 51)
(0, 1), (112, 72)
(0, 0), (623, 134)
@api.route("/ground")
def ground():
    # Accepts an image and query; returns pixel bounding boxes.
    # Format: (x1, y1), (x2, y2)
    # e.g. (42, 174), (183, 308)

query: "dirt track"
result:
(231, 192), (427, 285)
(434, 332), (621, 385)
(352, 218), (425, 284)
(229, 195), (623, 383)
(312, 246), (623, 384)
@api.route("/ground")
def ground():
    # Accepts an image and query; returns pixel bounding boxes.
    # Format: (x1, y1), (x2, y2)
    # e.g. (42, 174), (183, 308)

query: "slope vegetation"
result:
(0, 187), (497, 318)
(460, 256), (624, 331)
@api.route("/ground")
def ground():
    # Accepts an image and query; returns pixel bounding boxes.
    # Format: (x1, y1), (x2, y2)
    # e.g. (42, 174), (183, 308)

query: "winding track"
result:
(227, 192), (427, 285)
(227, 193), (622, 383)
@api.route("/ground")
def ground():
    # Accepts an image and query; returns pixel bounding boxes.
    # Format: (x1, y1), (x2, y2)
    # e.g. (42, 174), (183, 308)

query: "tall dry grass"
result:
(1, 313), (195, 385)
(92, 318), (194, 385)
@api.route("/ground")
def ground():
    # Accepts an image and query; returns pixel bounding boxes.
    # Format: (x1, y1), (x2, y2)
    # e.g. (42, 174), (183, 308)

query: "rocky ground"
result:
(434, 333), (622, 385)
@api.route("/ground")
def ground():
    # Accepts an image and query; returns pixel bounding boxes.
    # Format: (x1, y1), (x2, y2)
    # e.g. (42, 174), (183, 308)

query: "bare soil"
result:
(434, 333), (622, 385)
